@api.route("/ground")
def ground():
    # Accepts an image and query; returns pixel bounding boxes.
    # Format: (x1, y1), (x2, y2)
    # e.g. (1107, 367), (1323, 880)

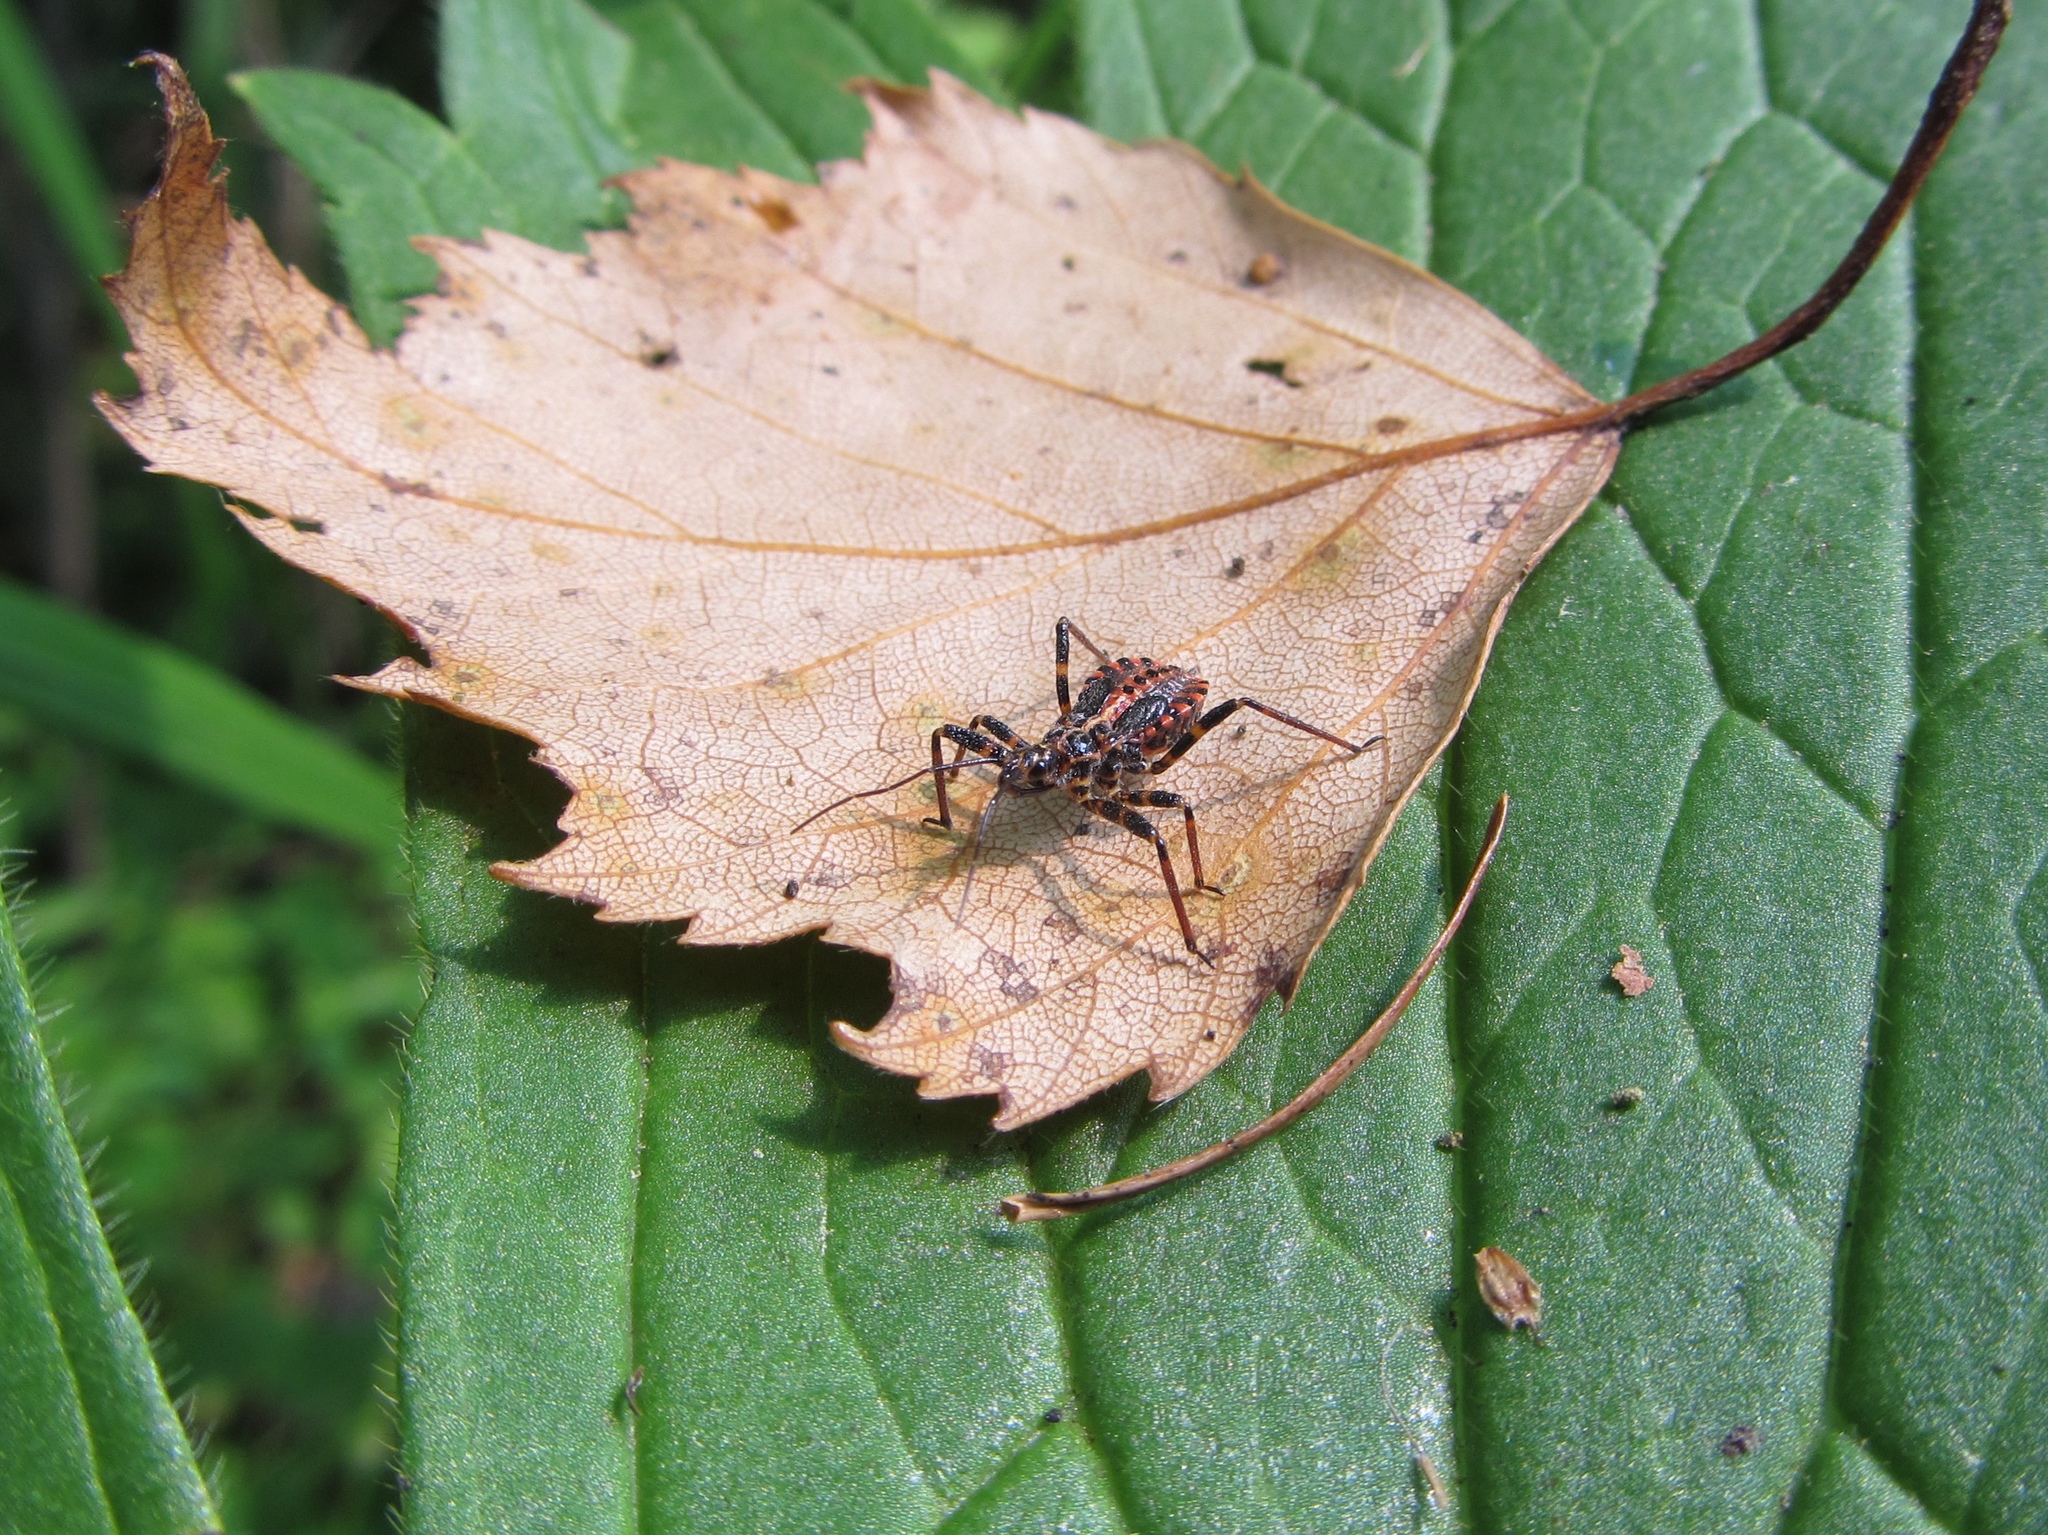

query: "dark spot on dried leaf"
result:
(1245, 358), (1301, 388)
(1245, 251), (1285, 286)
(749, 196), (797, 232)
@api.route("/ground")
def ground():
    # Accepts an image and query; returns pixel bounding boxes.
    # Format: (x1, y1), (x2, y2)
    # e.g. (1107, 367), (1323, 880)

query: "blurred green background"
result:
(0, 2), (1063, 1530)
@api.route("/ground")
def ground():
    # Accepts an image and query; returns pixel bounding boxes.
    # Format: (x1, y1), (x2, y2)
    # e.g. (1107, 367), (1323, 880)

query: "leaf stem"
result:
(1321, 0), (2010, 478)
(1595, 0), (2010, 429)
(1000, 796), (1509, 1221)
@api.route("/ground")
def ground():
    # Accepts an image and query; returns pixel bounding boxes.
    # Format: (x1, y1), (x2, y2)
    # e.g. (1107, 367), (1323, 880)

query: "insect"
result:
(795, 618), (1372, 959)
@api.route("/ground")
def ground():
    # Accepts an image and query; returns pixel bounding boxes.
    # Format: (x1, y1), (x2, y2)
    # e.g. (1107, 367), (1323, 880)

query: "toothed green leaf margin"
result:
(0, 866), (221, 1534)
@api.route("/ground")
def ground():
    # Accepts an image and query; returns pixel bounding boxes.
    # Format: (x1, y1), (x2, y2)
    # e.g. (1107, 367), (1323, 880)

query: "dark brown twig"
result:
(1463, 0), (2008, 458)
(1597, 0), (2009, 428)
(1001, 796), (1509, 1221)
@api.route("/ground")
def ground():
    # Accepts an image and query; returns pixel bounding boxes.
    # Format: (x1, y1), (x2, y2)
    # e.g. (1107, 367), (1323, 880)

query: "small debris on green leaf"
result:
(1611, 945), (1656, 997)
(1476, 1246), (1543, 1333)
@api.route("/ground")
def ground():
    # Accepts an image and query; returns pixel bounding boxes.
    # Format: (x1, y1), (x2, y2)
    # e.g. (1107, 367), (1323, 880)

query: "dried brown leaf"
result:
(101, 60), (1618, 1127)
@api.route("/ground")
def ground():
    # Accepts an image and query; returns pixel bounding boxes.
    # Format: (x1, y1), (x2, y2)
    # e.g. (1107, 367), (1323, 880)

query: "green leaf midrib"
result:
(817, 1097), (949, 1513)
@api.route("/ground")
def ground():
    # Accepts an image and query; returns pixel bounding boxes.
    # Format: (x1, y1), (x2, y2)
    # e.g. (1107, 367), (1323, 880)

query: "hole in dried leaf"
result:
(1245, 358), (1300, 388)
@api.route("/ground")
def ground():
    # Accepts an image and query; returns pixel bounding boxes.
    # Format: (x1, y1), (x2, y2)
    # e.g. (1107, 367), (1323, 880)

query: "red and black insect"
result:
(796, 619), (1375, 960)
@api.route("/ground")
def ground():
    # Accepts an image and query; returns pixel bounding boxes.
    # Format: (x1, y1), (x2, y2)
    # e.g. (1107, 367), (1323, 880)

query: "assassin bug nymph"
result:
(794, 619), (1377, 961)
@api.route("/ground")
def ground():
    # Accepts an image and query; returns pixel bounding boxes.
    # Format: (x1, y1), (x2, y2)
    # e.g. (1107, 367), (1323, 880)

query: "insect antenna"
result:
(792, 757), (1005, 833)
(954, 780), (1009, 928)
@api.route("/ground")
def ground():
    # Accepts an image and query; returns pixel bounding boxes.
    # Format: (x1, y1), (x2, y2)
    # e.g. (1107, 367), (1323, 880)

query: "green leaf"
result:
(241, 0), (2046, 1527)
(0, 577), (399, 859)
(440, 0), (640, 241)
(0, 868), (219, 1534)
(233, 69), (511, 349)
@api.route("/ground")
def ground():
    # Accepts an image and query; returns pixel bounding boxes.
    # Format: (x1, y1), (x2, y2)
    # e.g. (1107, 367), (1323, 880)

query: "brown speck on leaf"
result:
(1435, 1131), (1465, 1152)
(782, 879), (800, 900)
(749, 195), (798, 232)
(1475, 1246), (1542, 1332)
(1606, 1085), (1645, 1112)
(1720, 1425), (1758, 1457)
(1245, 251), (1285, 286)
(1223, 555), (1246, 579)
(1612, 945), (1656, 996)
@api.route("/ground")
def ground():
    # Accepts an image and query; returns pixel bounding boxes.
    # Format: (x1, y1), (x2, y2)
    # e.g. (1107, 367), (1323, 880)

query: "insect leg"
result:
(1116, 788), (1218, 893)
(966, 714), (1026, 747)
(1055, 617), (1112, 717)
(927, 723), (997, 829)
(1082, 796), (1209, 963)
(1151, 697), (1377, 772)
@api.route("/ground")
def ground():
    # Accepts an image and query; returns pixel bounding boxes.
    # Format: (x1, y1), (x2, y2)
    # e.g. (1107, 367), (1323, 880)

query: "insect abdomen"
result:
(1073, 660), (1206, 756)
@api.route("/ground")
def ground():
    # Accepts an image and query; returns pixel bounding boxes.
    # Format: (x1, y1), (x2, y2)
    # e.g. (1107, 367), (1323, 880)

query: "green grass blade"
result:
(0, 871), (220, 1535)
(0, 577), (399, 858)
(0, 0), (125, 333)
